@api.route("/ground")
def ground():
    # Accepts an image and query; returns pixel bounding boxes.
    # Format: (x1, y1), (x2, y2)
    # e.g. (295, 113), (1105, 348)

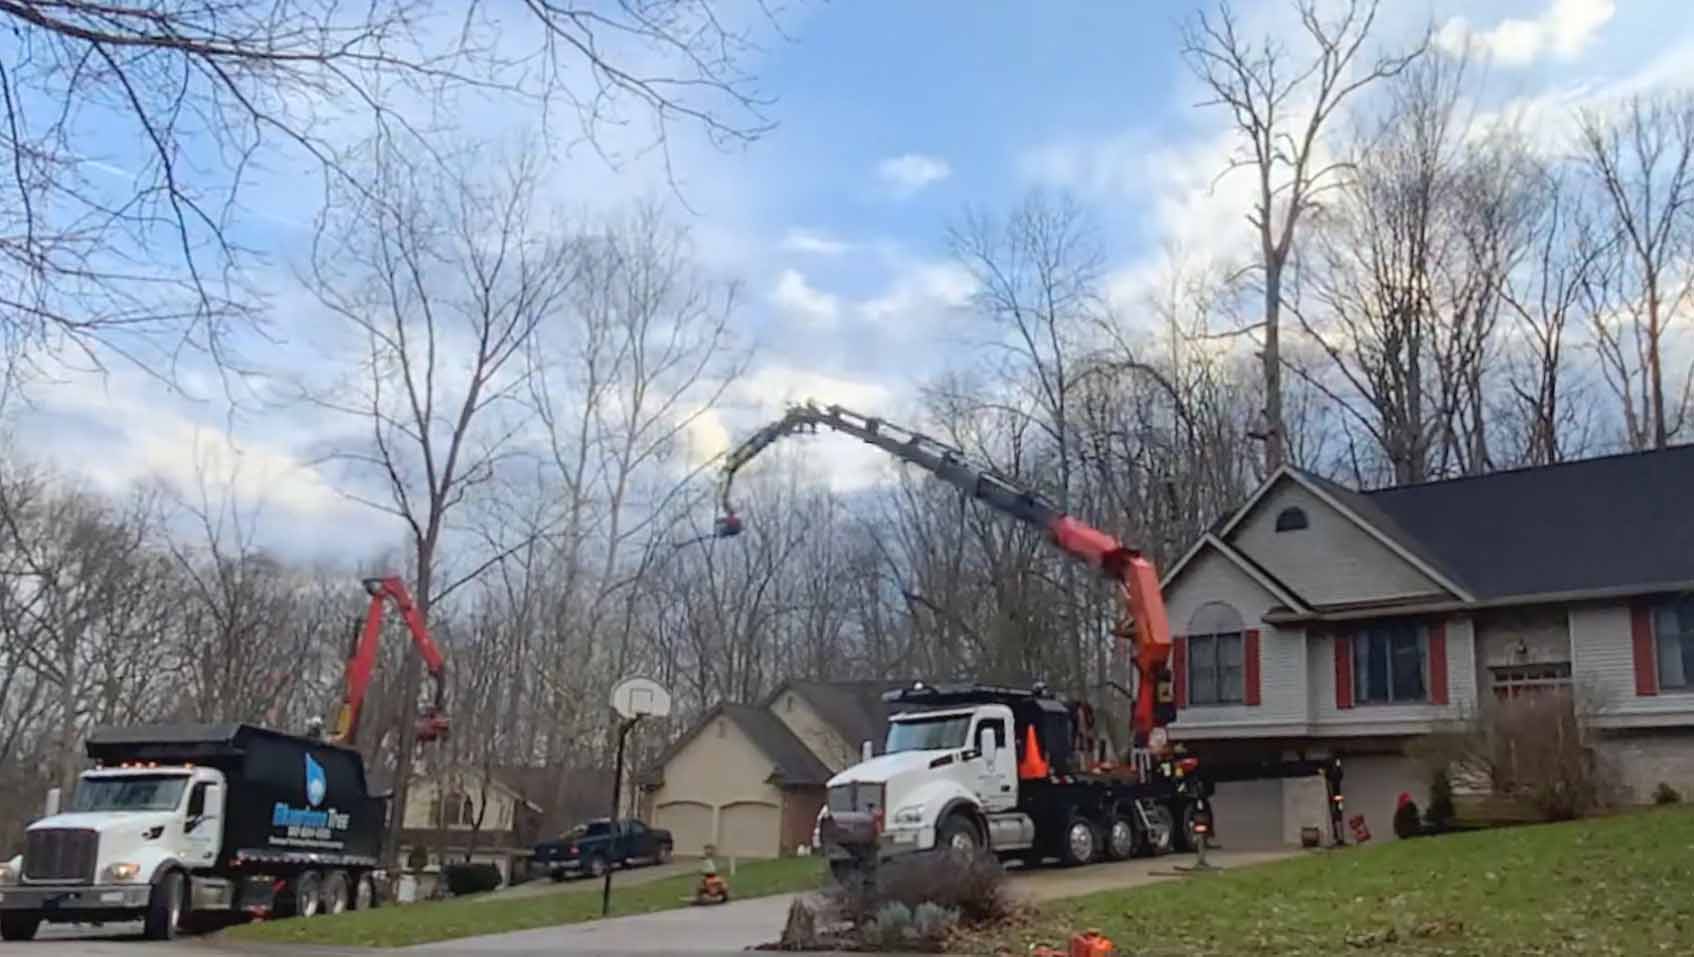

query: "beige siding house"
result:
(638, 682), (905, 859)
(1163, 446), (1694, 846)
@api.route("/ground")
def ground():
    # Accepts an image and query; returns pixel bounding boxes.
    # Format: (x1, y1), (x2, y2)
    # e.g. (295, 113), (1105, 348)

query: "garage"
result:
(718, 800), (781, 858)
(655, 800), (715, 857)
(1209, 778), (1286, 850)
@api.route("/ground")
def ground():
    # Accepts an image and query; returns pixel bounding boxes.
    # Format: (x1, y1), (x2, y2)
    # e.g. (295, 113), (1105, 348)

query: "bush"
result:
(1393, 797), (1423, 839)
(1426, 769), (1456, 832)
(864, 903), (913, 950)
(911, 903), (959, 948)
(825, 847), (1013, 929)
(1654, 782), (1682, 805)
(442, 862), (502, 896)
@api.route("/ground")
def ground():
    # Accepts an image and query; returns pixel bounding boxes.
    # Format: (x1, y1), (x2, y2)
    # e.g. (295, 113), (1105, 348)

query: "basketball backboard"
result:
(610, 676), (672, 720)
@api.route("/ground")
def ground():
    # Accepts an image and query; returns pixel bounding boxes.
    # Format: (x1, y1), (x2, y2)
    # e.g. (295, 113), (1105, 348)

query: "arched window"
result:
(1187, 602), (1246, 705)
(1276, 506), (1309, 532)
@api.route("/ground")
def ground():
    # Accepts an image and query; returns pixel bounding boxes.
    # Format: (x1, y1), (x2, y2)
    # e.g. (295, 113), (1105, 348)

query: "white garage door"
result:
(1341, 754), (1428, 842)
(655, 801), (715, 857)
(1210, 779), (1285, 850)
(717, 801), (780, 859)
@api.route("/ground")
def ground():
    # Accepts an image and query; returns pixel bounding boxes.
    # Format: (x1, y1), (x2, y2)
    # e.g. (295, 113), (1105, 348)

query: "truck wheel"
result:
(1136, 804), (1176, 857)
(658, 843), (673, 865)
(352, 872), (377, 910)
(294, 871), (324, 918)
(322, 871), (351, 915)
(1058, 816), (1101, 867)
(1104, 815), (1136, 861)
(0, 913), (41, 941)
(586, 854), (609, 879)
(143, 870), (185, 941)
(936, 813), (982, 855)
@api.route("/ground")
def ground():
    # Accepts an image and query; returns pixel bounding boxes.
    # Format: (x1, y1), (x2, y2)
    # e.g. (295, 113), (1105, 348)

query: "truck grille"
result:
(827, 782), (884, 814)
(23, 828), (98, 883)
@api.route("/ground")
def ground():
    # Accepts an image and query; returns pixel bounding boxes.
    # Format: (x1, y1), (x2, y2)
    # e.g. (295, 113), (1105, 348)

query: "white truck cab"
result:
(1, 764), (227, 939)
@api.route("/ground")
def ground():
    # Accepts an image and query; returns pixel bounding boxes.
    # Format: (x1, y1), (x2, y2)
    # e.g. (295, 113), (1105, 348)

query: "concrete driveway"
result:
(0, 849), (1299, 956)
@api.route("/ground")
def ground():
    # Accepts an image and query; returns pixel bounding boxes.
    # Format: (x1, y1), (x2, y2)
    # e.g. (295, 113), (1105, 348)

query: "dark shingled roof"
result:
(779, 680), (913, 751)
(1299, 443), (1694, 600)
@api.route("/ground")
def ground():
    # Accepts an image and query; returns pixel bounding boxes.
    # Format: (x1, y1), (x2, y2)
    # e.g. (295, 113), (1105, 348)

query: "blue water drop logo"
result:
(305, 754), (327, 808)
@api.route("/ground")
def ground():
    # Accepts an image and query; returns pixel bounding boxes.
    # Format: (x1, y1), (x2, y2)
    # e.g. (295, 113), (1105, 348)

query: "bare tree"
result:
(1575, 93), (1694, 450)
(1181, 0), (1427, 471)
(0, 0), (786, 383)
(302, 137), (581, 873)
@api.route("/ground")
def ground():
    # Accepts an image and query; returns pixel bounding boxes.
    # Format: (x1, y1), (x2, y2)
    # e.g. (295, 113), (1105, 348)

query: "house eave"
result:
(1264, 579), (1694, 624)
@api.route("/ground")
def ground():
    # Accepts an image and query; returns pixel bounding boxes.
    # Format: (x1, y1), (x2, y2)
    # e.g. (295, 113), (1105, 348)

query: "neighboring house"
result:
(394, 767), (546, 887)
(1160, 444), (1694, 847)
(637, 680), (908, 858)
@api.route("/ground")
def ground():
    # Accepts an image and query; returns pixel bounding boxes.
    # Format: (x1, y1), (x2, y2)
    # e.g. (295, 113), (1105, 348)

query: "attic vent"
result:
(1275, 506), (1309, 532)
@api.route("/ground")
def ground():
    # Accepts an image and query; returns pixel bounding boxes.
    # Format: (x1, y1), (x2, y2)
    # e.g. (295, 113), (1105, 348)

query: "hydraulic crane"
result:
(712, 400), (1179, 757)
(328, 576), (450, 747)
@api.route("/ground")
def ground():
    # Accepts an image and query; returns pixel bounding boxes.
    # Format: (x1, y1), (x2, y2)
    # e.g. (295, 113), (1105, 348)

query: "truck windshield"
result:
(70, 775), (190, 813)
(884, 715), (972, 753)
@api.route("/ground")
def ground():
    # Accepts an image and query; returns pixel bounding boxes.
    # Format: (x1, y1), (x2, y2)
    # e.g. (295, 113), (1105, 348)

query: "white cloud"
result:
(1438, 0), (1615, 67)
(780, 228), (853, 256)
(877, 153), (952, 196)
(858, 262), (977, 326)
(770, 268), (841, 328)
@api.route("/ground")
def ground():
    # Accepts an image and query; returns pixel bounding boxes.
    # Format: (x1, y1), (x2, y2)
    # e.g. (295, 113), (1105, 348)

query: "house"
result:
(392, 766), (546, 889)
(637, 680), (909, 858)
(1160, 444), (1694, 846)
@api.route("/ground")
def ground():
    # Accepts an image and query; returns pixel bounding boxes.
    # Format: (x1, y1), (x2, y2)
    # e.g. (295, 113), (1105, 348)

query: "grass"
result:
(961, 806), (1694, 957)
(220, 856), (826, 948)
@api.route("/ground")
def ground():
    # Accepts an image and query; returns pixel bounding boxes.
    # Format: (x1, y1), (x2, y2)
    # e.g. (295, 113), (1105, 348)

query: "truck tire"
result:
(586, 854), (609, 879)
(1104, 814), (1136, 861)
(352, 872), (377, 910)
(0, 913), (41, 941)
(143, 869), (185, 941)
(936, 813), (982, 854)
(322, 871), (351, 915)
(291, 871), (324, 918)
(1058, 815), (1101, 867)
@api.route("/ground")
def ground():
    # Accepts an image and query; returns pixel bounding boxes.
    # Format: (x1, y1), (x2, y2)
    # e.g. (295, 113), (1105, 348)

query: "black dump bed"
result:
(84, 723), (388, 869)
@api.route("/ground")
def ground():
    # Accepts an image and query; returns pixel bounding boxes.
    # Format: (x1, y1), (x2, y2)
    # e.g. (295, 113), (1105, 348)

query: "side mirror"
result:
(981, 737), (1000, 770)
(861, 740), (874, 762)
(43, 787), (61, 818)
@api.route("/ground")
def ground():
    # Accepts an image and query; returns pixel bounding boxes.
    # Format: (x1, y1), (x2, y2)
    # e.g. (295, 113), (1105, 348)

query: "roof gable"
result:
(768, 680), (912, 751)
(641, 701), (835, 789)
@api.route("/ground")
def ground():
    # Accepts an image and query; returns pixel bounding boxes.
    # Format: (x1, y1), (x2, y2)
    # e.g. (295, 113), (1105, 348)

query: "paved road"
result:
(1, 849), (1298, 956)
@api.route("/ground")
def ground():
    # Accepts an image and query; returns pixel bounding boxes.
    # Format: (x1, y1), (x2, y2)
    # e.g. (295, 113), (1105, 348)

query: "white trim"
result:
(1587, 711), (1694, 729)
(1168, 722), (1313, 739)
(1161, 534), (1313, 615)
(1215, 468), (1478, 604)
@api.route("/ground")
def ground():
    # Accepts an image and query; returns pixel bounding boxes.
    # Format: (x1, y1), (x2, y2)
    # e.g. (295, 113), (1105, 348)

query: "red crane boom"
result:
(713, 400), (1178, 752)
(329, 576), (450, 747)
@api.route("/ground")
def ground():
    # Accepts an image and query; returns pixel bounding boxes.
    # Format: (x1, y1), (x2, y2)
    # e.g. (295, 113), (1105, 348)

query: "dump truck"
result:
(0, 723), (388, 942)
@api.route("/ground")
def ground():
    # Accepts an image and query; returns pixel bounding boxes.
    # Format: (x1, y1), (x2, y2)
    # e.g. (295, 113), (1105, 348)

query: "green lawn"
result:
(967, 806), (1694, 957)
(221, 856), (827, 948)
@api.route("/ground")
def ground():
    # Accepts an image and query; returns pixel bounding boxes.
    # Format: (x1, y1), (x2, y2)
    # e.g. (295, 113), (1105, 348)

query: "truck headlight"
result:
(892, 804), (926, 826)
(102, 862), (142, 883)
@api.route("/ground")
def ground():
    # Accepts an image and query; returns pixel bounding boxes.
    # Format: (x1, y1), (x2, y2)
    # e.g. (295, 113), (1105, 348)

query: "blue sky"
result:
(9, 0), (1692, 559)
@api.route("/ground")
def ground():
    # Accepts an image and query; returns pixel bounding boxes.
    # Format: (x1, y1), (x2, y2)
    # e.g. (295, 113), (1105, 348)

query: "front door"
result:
(182, 781), (222, 866)
(971, 717), (1016, 813)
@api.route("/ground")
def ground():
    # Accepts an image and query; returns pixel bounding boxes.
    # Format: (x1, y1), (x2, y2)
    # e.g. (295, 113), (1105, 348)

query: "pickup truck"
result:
(531, 818), (672, 881)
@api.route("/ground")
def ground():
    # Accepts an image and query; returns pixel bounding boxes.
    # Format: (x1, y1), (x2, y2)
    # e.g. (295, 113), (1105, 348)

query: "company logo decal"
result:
(306, 754), (327, 807)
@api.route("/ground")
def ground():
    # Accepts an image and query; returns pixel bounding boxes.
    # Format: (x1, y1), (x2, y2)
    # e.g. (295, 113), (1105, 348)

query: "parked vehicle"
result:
(0, 723), (389, 942)
(531, 818), (673, 881)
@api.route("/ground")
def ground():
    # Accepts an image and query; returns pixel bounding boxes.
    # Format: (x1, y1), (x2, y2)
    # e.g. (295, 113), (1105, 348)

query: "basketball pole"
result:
(602, 713), (644, 917)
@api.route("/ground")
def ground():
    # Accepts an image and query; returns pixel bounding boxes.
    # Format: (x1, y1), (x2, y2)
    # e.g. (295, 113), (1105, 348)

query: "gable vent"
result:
(1275, 506), (1309, 532)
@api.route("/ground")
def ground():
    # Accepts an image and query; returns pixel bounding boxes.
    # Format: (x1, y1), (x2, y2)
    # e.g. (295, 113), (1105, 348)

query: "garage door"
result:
(1341, 754), (1428, 841)
(717, 801), (780, 858)
(655, 801), (714, 857)
(1210, 779), (1285, 850)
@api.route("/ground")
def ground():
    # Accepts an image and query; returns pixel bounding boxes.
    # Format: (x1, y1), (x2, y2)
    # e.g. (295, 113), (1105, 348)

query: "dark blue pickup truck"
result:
(531, 817), (674, 881)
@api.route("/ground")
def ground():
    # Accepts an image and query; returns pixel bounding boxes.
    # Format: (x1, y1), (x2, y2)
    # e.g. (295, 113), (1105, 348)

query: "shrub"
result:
(1393, 797), (1423, 839)
(1426, 769), (1456, 832)
(864, 903), (913, 950)
(442, 862), (502, 896)
(911, 903), (959, 948)
(825, 847), (1013, 929)
(1654, 782), (1682, 805)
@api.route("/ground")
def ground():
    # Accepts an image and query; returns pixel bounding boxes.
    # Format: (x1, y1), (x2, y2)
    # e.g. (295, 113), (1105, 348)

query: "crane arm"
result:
(329, 576), (450, 747)
(714, 400), (1177, 746)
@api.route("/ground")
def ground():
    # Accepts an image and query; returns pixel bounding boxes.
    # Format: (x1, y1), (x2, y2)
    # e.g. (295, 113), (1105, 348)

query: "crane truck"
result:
(713, 400), (1346, 874)
(0, 575), (450, 942)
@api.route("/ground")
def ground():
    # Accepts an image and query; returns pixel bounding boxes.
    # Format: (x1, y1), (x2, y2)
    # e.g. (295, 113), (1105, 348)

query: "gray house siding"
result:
(1309, 619), (1478, 733)
(1226, 481), (1452, 608)
(1571, 603), (1694, 726)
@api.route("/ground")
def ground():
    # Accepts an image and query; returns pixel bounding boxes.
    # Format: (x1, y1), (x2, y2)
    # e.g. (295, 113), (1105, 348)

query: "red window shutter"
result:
(1428, 620), (1449, 705)
(1334, 633), (1354, 710)
(1244, 629), (1262, 706)
(1173, 636), (1188, 709)
(1632, 600), (1659, 696)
